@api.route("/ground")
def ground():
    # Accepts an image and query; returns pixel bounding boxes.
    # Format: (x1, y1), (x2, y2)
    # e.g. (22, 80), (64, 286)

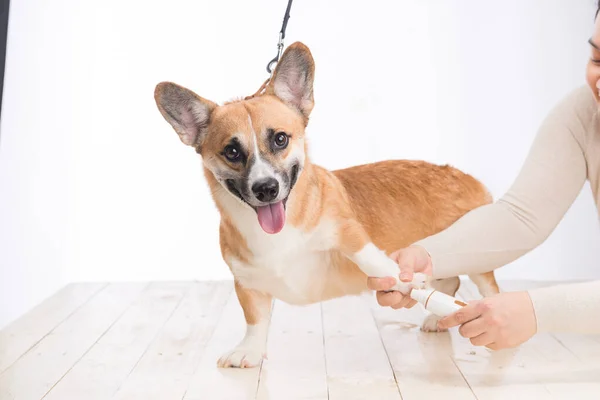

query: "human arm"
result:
(436, 280), (600, 349)
(414, 87), (590, 279)
(369, 87), (600, 337)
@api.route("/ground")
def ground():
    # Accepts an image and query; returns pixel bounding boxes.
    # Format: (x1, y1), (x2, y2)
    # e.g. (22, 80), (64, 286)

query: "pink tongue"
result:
(256, 201), (286, 234)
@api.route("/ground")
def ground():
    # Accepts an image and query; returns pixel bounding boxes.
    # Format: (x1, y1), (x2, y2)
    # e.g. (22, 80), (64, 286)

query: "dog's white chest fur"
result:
(222, 197), (339, 304)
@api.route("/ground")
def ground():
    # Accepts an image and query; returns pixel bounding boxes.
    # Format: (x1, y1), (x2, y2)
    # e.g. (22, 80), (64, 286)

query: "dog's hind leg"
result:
(469, 271), (501, 297)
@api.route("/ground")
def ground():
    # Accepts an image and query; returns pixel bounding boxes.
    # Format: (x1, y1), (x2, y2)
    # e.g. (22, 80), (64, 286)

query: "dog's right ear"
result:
(154, 82), (217, 149)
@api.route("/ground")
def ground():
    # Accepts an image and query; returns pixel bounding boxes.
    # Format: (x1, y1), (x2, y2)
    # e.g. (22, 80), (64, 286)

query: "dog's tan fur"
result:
(154, 42), (499, 368)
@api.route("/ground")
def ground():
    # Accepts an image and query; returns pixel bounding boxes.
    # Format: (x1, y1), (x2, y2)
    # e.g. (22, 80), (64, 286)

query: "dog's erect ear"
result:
(266, 42), (315, 119)
(154, 82), (217, 149)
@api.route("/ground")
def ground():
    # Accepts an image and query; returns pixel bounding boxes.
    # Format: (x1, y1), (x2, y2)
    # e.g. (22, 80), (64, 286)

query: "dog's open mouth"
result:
(225, 179), (288, 234)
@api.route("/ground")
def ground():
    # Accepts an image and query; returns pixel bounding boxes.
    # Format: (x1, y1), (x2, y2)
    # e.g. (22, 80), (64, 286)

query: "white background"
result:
(1, 0), (599, 329)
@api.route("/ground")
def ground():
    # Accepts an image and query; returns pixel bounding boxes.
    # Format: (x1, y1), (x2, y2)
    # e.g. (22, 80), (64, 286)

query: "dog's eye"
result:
(273, 132), (289, 149)
(223, 145), (241, 162)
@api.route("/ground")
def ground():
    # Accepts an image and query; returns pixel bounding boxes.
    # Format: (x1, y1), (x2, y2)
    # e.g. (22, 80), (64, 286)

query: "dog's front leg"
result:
(217, 281), (272, 368)
(338, 220), (428, 294)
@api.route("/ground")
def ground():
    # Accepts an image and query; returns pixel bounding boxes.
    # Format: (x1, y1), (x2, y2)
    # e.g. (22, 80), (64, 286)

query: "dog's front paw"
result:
(420, 314), (447, 332)
(217, 347), (265, 368)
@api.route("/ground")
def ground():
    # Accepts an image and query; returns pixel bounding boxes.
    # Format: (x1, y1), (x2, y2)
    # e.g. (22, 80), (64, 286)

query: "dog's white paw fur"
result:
(420, 314), (446, 332)
(412, 272), (430, 289)
(217, 346), (265, 368)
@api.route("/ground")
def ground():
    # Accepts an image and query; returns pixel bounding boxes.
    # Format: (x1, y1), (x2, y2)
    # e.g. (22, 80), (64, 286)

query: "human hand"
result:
(366, 245), (433, 309)
(437, 291), (537, 350)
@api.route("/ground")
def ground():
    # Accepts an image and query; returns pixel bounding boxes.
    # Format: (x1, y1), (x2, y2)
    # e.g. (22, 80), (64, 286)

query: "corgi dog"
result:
(154, 42), (499, 368)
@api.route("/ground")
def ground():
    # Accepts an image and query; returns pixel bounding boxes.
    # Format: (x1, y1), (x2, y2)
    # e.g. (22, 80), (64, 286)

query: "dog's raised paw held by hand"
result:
(217, 347), (266, 368)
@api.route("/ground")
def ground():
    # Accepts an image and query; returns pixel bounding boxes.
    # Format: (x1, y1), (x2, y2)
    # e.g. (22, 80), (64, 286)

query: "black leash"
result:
(245, 0), (295, 100)
(266, 0), (294, 74)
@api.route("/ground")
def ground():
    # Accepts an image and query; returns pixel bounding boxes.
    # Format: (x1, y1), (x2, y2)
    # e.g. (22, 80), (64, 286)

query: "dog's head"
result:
(154, 42), (315, 235)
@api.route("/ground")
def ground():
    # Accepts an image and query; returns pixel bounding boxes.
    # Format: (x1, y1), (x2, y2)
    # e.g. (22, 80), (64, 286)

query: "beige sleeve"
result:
(414, 86), (600, 334)
(528, 280), (600, 333)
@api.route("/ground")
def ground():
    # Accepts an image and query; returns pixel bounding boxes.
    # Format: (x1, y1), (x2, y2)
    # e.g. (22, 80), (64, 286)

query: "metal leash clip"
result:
(266, 0), (293, 75)
(266, 32), (285, 74)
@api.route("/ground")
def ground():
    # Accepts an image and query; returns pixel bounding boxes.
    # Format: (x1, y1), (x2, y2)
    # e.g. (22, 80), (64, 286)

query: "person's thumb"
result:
(396, 251), (415, 282)
(399, 269), (414, 282)
(389, 249), (403, 261)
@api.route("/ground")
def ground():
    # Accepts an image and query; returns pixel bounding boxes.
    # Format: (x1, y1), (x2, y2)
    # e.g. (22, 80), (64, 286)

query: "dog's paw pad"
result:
(217, 347), (265, 368)
(420, 314), (447, 332)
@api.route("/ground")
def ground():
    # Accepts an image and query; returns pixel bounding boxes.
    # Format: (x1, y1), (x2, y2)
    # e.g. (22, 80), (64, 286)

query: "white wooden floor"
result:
(1, 280), (599, 400)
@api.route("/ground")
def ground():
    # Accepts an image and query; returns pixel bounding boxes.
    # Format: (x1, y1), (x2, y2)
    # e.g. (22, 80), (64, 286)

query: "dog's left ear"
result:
(266, 42), (315, 119)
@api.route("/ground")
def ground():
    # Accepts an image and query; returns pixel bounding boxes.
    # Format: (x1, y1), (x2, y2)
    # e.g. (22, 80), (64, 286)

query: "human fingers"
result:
(470, 332), (495, 347)
(367, 276), (396, 291)
(376, 290), (408, 307)
(392, 250), (416, 282)
(437, 302), (482, 330)
(458, 317), (487, 339)
(391, 295), (415, 309)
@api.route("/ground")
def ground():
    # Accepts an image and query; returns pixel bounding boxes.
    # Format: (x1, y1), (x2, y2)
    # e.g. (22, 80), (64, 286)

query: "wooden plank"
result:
(0, 282), (106, 374)
(529, 333), (600, 398)
(0, 282), (147, 400)
(112, 281), (232, 400)
(321, 295), (401, 400)
(255, 301), (328, 400)
(3, 278), (596, 400)
(183, 286), (262, 400)
(366, 293), (477, 400)
(549, 332), (600, 397)
(552, 332), (600, 364)
(42, 282), (191, 400)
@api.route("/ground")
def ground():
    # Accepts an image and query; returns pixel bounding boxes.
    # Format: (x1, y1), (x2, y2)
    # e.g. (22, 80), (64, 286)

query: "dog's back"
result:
(334, 159), (492, 253)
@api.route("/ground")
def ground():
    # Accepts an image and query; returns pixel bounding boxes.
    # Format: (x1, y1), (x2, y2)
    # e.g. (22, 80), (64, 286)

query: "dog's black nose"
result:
(252, 178), (279, 202)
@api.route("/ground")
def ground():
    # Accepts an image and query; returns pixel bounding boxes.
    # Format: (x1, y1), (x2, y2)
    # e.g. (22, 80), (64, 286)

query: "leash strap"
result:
(245, 0), (295, 100)
(266, 0), (294, 74)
